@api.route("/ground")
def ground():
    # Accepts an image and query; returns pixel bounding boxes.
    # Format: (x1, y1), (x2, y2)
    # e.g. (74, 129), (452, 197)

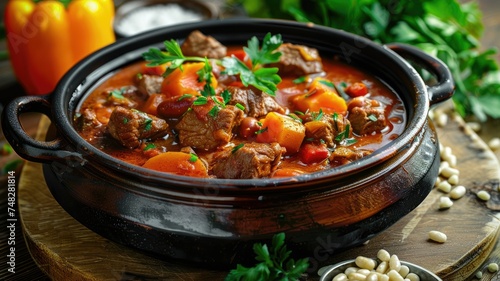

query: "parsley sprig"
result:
(222, 33), (283, 96)
(142, 39), (207, 77)
(142, 33), (283, 96)
(225, 233), (309, 281)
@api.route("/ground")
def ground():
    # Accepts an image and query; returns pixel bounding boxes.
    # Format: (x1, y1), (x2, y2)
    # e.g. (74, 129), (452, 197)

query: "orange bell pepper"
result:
(4, 0), (115, 95)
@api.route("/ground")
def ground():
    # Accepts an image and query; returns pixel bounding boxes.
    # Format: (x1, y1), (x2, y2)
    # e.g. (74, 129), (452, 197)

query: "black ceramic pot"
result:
(2, 19), (454, 268)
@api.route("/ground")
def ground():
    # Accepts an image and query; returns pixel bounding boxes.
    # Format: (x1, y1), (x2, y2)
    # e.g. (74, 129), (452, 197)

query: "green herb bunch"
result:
(231, 0), (500, 121)
(225, 233), (309, 281)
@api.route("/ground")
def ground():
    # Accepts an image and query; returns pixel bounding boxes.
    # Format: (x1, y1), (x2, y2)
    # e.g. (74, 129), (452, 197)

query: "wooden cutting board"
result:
(18, 111), (500, 281)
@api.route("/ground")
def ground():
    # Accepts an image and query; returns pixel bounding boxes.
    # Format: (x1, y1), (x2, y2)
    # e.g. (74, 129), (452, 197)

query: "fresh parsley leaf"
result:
(142, 39), (205, 77)
(222, 34), (283, 96)
(244, 33), (283, 66)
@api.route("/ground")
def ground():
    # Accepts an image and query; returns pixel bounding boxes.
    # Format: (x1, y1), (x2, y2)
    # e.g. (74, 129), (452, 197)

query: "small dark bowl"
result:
(114, 0), (218, 38)
(2, 19), (454, 268)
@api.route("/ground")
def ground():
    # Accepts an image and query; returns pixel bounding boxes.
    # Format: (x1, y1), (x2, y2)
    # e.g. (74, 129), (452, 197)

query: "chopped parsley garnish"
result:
(178, 94), (194, 100)
(122, 117), (128, 124)
(287, 113), (302, 123)
(367, 114), (378, 122)
(143, 118), (153, 131)
(143, 143), (155, 151)
(335, 124), (357, 146)
(255, 127), (268, 135)
(136, 73), (143, 80)
(312, 109), (324, 121)
(232, 143), (245, 154)
(332, 112), (339, 131)
(235, 103), (245, 111)
(109, 88), (125, 99)
(292, 76), (306, 84)
(188, 153), (199, 162)
(318, 79), (335, 88)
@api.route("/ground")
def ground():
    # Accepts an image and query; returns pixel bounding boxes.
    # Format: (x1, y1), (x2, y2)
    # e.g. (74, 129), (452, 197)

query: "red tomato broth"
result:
(75, 45), (406, 177)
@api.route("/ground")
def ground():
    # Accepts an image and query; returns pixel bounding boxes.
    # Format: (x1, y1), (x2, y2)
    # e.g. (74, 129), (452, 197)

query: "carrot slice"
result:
(291, 77), (348, 115)
(291, 90), (347, 115)
(161, 62), (217, 98)
(256, 112), (305, 154)
(142, 152), (208, 178)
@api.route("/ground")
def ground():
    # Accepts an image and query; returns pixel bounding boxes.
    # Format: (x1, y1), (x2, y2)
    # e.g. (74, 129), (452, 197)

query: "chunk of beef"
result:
(347, 97), (387, 135)
(108, 106), (169, 149)
(303, 114), (351, 147)
(212, 142), (284, 179)
(175, 105), (244, 151)
(75, 108), (104, 141)
(270, 43), (323, 76)
(329, 147), (371, 166)
(137, 74), (163, 96)
(181, 30), (227, 59)
(104, 85), (152, 109)
(227, 86), (285, 118)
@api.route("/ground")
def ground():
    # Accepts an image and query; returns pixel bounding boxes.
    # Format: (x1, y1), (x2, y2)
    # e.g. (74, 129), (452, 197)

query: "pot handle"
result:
(1, 95), (83, 163)
(386, 43), (455, 106)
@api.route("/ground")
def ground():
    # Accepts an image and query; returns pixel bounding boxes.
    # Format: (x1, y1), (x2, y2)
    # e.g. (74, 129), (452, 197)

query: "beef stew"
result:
(75, 31), (406, 179)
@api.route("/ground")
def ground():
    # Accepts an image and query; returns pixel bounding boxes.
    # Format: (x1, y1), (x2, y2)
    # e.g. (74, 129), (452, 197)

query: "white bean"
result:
(399, 265), (410, 277)
(434, 177), (442, 187)
(390, 255), (401, 271)
(435, 112), (448, 127)
(348, 272), (367, 280)
(447, 174), (459, 185)
(466, 122), (481, 132)
(440, 146), (452, 160)
(488, 138), (500, 151)
(345, 267), (358, 276)
(377, 249), (391, 262)
(437, 181), (452, 193)
(387, 269), (405, 281)
(376, 261), (389, 274)
(332, 273), (348, 281)
(365, 272), (378, 281)
(357, 268), (371, 276)
(428, 230), (447, 243)
(406, 273), (420, 281)
(440, 167), (459, 178)
(439, 196), (453, 209)
(449, 185), (466, 199)
(477, 190), (491, 201)
(438, 161), (449, 174)
(355, 256), (377, 270)
(447, 154), (457, 167)
(487, 263), (499, 273)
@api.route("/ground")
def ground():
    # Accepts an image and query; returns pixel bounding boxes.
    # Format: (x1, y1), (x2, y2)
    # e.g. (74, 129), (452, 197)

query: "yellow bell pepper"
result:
(4, 0), (115, 95)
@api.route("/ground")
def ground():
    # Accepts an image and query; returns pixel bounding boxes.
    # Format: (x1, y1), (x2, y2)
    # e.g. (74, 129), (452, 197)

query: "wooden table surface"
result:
(1, 0), (499, 280)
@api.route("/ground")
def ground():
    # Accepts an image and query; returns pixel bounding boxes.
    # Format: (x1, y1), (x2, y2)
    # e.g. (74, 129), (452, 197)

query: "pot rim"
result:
(51, 18), (434, 189)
